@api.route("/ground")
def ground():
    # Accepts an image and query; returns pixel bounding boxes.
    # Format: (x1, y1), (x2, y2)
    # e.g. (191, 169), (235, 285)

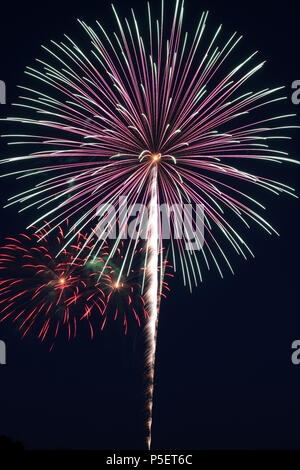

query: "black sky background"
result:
(0, 0), (300, 450)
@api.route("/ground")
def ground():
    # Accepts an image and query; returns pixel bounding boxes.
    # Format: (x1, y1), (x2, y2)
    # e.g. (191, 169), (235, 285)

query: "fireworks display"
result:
(0, 0), (298, 449)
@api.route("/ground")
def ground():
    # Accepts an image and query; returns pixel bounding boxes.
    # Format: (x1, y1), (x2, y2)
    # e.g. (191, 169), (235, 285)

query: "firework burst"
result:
(0, 222), (107, 348)
(1, 1), (298, 287)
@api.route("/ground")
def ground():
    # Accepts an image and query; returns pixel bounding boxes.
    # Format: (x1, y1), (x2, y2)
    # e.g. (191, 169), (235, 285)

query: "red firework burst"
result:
(0, 226), (172, 344)
(0, 222), (107, 348)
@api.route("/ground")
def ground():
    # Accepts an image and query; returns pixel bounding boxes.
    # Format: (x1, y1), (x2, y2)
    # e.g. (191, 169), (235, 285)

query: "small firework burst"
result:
(100, 240), (172, 335)
(0, 222), (107, 348)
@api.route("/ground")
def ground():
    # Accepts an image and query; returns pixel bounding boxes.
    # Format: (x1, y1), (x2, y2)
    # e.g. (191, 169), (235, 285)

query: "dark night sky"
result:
(0, 0), (300, 450)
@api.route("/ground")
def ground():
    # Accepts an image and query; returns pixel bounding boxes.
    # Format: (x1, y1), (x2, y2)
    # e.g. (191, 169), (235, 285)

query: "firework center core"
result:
(151, 153), (161, 162)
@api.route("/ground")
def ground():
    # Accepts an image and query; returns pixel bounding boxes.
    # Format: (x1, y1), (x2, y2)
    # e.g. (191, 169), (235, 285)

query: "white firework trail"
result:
(144, 164), (159, 450)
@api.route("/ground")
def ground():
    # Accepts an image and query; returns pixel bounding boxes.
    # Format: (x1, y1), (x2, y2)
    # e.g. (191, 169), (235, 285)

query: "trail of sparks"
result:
(145, 164), (159, 449)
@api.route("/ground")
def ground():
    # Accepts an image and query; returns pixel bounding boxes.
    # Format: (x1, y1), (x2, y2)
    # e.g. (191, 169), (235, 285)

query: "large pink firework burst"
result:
(1, 1), (297, 288)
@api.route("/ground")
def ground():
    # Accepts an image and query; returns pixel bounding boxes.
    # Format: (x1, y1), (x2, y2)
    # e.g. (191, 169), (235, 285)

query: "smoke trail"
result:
(144, 164), (159, 450)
